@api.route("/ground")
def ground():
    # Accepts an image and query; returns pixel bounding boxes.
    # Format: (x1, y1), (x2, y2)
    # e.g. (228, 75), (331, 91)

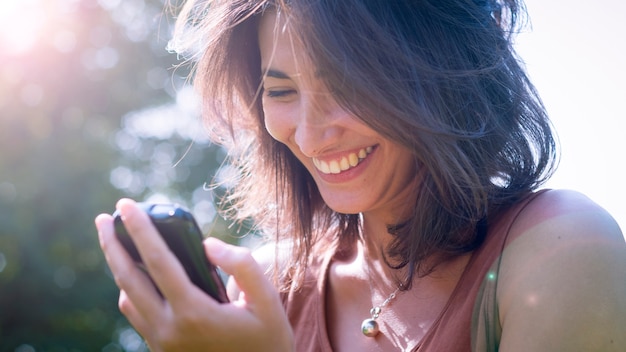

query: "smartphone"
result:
(113, 202), (229, 303)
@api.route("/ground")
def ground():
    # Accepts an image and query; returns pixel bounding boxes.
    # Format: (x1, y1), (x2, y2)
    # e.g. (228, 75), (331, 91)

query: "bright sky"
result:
(515, 0), (626, 236)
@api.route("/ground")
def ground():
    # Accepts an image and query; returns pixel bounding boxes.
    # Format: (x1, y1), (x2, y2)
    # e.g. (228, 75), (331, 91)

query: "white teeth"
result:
(348, 153), (359, 167)
(329, 160), (341, 174)
(340, 157), (350, 170)
(313, 158), (331, 174)
(312, 147), (374, 175)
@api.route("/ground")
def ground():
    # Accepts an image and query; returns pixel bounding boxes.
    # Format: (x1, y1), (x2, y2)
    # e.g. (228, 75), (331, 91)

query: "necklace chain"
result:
(361, 263), (404, 337)
(369, 284), (402, 319)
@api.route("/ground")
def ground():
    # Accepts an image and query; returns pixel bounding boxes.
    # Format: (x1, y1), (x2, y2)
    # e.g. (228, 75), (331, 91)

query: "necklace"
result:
(361, 283), (403, 337)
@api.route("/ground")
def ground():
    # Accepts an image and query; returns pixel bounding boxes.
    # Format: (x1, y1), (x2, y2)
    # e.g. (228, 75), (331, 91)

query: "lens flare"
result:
(0, 0), (48, 56)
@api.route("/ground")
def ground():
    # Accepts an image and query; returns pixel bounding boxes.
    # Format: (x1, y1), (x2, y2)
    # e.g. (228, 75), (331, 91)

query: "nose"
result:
(294, 92), (347, 157)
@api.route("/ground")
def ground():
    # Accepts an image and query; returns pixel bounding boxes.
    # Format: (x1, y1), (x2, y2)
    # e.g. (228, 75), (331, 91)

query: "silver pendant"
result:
(361, 282), (401, 337)
(361, 318), (380, 337)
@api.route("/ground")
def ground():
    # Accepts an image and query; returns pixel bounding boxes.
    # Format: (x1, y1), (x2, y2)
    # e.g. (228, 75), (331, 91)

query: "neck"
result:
(357, 214), (407, 286)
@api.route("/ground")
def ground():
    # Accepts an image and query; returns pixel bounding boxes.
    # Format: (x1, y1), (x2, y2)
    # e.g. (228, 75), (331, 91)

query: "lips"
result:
(312, 146), (374, 174)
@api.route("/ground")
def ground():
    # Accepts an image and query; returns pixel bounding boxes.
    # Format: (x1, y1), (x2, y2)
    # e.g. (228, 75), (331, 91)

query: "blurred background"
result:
(0, 0), (623, 351)
(0, 0), (245, 350)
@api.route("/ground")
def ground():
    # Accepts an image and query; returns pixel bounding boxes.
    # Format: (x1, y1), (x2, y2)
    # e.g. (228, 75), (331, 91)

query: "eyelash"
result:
(265, 89), (296, 98)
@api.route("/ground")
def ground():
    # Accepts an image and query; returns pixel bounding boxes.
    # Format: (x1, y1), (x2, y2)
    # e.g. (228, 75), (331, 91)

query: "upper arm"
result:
(497, 190), (626, 352)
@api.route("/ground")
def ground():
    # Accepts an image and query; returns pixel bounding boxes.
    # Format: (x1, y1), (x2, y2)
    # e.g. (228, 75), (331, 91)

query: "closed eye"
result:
(265, 89), (297, 98)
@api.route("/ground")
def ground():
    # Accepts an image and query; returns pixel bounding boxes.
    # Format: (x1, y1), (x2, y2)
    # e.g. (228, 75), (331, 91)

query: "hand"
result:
(95, 198), (294, 352)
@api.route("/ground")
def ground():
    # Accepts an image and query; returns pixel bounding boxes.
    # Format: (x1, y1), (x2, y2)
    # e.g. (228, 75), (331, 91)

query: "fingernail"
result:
(116, 198), (136, 220)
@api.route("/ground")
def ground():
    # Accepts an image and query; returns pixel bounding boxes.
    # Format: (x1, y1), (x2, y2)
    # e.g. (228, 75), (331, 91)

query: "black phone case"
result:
(113, 203), (229, 303)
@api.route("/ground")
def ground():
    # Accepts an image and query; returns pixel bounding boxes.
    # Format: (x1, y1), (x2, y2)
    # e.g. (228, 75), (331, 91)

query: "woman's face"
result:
(258, 11), (418, 221)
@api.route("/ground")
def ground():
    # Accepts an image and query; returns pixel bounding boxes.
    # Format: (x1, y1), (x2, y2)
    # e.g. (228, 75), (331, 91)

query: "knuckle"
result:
(154, 326), (181, 351)
(235, 248), (260, 273)
(113, 271), (130, 289)
(173, 310), (206, 339)
(232, 246), (254, 264)
(141, 249), (167, 266)
(118, 293), (132, 315)
(98, 235), (110, 252)
(120, 223), (142, 241)
(177, 309), (203, 329)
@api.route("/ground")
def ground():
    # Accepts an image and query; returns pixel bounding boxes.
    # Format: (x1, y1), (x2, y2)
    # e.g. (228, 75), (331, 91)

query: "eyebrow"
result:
(263, 69), (290, 79)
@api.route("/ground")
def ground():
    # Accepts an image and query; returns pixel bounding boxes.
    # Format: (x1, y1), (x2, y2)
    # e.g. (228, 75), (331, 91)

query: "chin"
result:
(323, 200), (363, 215)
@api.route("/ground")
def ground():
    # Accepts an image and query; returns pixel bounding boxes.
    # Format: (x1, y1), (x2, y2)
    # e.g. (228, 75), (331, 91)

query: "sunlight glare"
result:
(0, 0), (47, 56)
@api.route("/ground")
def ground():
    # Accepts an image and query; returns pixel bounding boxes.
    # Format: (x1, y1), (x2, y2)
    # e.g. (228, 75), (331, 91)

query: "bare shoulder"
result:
(508, 189), (623, 240)
(497, 189), (626, 351)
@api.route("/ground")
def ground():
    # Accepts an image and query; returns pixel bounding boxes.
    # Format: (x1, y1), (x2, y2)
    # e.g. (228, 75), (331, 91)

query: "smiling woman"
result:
(94, 1), (625, 351)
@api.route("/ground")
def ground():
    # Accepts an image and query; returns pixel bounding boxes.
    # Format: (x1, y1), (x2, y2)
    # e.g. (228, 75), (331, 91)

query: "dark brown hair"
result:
(170, 0), (557, 289)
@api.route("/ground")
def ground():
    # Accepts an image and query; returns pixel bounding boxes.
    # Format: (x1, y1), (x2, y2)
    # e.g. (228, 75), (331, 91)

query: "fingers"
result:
(203, 237), (280, 312)
(113, 199), (197, 303)
(96, 203), (292, 351)
(118, 290), (153, 340)
(226, 275), (243, 302)
(95, 212), (167, 318)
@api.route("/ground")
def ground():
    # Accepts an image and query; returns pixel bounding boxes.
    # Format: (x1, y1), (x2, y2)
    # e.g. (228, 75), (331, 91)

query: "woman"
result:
(95, 0), (626, 350)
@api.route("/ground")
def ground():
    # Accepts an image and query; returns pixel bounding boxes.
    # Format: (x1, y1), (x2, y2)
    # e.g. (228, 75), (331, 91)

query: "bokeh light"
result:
(0, 0), (223, 350)
(0, 0), (86, 57)
(0, 0), (46, 56)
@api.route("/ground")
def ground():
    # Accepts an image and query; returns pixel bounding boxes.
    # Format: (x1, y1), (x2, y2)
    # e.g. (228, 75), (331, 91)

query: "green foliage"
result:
(0, 0), (241, 350)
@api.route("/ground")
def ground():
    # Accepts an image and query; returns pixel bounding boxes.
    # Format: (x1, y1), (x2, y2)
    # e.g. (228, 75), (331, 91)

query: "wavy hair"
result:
(170, 0), (558, 289)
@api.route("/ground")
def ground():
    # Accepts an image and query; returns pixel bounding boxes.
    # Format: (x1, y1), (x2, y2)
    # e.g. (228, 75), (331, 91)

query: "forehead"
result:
(258, 10), (311, 76)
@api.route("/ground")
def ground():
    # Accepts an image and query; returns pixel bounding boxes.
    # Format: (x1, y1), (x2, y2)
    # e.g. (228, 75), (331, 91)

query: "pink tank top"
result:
(282, 191), (548, 351)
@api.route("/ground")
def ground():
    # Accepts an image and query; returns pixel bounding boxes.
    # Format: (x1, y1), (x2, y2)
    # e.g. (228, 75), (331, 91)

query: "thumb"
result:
(203, 237), (277, 308)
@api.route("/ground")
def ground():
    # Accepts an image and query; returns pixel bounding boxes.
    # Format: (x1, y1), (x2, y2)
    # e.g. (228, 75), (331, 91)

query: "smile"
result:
(312, 146), (374, 174)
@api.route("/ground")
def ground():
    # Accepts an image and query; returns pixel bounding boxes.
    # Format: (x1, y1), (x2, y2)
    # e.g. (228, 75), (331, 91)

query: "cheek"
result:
(263, 115), (285, 142)
(262, 104), (293, 144)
